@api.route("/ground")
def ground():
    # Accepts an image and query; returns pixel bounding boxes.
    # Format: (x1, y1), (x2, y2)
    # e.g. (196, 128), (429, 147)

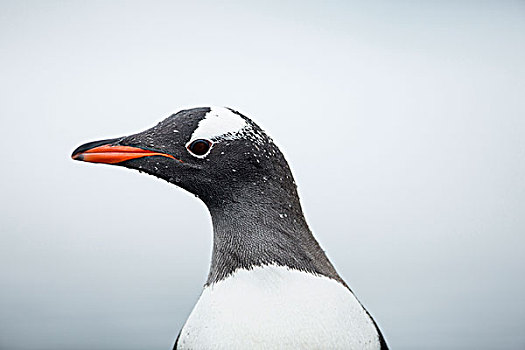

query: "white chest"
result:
(177, 265), (380, 350)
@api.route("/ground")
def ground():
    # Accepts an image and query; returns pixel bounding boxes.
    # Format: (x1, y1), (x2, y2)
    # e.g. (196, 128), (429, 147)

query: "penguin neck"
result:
(203, 184), (344, 286)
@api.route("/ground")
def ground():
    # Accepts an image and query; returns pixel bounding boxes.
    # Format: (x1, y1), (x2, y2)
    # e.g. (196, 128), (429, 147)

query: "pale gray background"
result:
(1, 1), (524, 349)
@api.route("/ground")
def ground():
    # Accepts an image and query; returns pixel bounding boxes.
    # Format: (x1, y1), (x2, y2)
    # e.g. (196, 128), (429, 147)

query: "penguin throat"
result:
(205, 198), (344, 286)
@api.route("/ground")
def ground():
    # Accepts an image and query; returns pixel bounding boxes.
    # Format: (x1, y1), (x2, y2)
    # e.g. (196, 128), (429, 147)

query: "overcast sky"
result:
(1, 1), (524, 349)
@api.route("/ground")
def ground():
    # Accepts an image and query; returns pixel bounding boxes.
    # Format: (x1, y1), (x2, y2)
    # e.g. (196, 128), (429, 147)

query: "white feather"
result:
(188, 107), (247, 143)
(177, 264), (380, 350)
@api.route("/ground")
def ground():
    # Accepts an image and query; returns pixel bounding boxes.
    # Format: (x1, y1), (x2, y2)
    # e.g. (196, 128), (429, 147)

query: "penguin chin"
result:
(119, 157), (188, 186)
(122, 158), (209, 199)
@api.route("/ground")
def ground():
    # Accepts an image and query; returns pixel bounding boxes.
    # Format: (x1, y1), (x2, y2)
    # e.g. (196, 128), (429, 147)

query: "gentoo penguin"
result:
(72, 107), (388, 349)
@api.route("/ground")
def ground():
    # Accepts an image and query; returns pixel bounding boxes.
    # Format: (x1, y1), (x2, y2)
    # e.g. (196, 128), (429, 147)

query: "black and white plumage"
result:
(72, 107), (388, 349)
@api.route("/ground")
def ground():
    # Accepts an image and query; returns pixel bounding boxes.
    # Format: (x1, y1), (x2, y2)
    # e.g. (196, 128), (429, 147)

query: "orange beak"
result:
(71, 144), (182, 164)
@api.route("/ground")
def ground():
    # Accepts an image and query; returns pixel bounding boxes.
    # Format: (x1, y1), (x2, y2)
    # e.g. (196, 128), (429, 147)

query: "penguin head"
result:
(72, 107), (294, 205)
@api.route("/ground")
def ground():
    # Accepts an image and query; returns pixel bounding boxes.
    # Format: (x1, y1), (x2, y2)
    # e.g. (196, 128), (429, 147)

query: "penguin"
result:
(72, 107), (388, 349)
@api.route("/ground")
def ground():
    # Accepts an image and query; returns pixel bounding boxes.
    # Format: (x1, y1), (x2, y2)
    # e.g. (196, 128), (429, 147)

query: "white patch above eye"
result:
(185, 107), (248, 158)
(189, 107), (247, 143)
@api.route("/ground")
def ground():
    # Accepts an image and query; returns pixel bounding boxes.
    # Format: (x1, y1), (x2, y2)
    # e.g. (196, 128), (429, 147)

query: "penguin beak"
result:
(71, 138), (181, 164)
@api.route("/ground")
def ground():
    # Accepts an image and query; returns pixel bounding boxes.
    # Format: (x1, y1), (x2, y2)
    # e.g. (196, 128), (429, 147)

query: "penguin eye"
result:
(188, 139), (212, 156)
